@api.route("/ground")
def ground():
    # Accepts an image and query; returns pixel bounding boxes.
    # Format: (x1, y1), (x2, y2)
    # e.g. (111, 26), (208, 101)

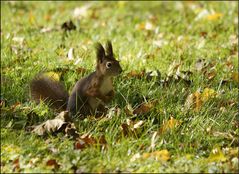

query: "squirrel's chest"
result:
(88, 77), (113, 110)
(99, 77), (113, 95)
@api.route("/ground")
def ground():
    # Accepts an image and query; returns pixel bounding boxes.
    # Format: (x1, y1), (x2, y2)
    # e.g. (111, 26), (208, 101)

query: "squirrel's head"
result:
(95, 41), (122, 76)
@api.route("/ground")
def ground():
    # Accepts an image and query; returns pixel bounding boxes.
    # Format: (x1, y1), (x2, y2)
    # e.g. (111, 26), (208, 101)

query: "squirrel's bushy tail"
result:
(30, 75), (69, 110)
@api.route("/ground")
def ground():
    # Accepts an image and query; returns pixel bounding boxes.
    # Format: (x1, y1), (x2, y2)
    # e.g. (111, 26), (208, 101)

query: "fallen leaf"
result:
(133, 102), (153, 115)
(133, 100), (158, 115)
(206, 13), (223, 21)
(126, 70), (145, 79)
(43, 71), (61, 81)
(10, 102), (21, 110)
(73, 3), (92, 19)
(130, 153), (141, 162)
(153, 39), (168, 48)
(231, 72), (238, 83)
(194, 9), (209, 21)
(146, 70), (161, 81)
(74, 134), (107, 150)
(142, 150), (170, 161)
(133, 120), (144, 129)
(159, 117), (181, 134)
(224, 59), (234, 70)
(206, 70), (217, 80)
(29, 11), (35, 25)
(40, 27), (53, 33)
(67, 48), (75, 60)
(76, 67), (88, 74)
(194, 90), (202, 111)
(12, 36), (24, 45)
(201, 88), (216, 102)
(200, 31), (208, 38)
(13, 158), (20, 172)
(32, 111), (74, 136)
(229, 35), (238, 46)
(46, 159), (60, 169)
(184, 88), (217, 111)
(195, 59), (207, 71)
(211, 131), (236, 140)
(74, 139), (87, 150)
(208, 146), (227, 162)
(136, 21), (155, 31)
(120, 119), (145, 136)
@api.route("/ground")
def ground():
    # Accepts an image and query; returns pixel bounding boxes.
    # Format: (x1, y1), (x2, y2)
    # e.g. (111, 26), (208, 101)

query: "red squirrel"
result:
(30, 41), (122, 118)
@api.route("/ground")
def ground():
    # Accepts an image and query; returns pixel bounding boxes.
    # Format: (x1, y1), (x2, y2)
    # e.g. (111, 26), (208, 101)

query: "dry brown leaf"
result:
(74, 134), (107, 150)
(133, 101), (156, 115)
(32, 111), (74, 136)
(206, 70), (217, 80)
(13, 158), (20, 172)
(126, 70), (145, 79)
(224, 59), (234, 70)
(46, 159), (60, 169)
(10, 102), (21, 110)
(159, 117), (181, 134)
(120, 119), (144, 136)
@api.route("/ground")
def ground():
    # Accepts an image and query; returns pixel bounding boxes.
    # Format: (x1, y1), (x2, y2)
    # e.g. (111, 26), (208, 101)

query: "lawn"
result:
(1, 1), (238, 173)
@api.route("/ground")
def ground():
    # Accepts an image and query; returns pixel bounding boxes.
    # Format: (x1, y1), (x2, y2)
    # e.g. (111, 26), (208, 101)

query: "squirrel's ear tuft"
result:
(105, 40), (113, 57)
(94, 42), (105, 63)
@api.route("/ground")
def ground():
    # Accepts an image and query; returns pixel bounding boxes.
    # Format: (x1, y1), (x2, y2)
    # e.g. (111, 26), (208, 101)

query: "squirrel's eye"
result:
(106, 62), (112, 68)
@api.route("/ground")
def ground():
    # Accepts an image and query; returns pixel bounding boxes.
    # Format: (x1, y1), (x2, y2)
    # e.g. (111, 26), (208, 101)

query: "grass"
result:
(1, 1), (238, 173)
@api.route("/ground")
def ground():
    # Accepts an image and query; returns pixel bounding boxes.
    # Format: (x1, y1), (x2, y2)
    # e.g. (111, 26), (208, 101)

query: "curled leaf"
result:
(31, 111), (75, 137)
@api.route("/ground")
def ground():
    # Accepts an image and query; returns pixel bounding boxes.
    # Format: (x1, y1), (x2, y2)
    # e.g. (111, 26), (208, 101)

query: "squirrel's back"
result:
(30, 75), (69, 110)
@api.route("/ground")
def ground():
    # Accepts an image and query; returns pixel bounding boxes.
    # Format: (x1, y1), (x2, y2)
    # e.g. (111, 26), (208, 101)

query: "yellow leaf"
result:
(29, 11), (36, 25)
(201, 88), (216, 102)
(231, 72), (238, 83)
(43, 71), (61, 81)
(142, 150), (170, 161)
(208, 146), (227, 162)
(118, 1), (126, 8)
(160, 117), (181, 134)
(206, 13), (223, 21)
